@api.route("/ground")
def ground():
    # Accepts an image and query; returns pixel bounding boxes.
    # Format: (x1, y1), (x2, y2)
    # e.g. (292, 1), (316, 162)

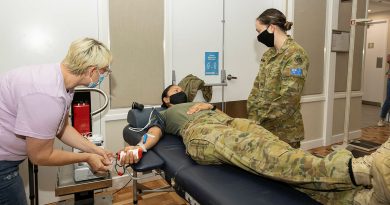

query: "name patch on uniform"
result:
(290, 68), (303, 76)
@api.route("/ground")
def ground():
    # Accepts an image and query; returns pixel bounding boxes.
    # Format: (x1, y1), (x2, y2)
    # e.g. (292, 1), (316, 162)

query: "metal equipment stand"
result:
(28, 160), (39, 205)
(55, 87), (110, 205)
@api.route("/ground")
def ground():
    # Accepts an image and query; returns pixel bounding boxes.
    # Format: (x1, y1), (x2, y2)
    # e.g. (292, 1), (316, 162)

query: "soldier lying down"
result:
(121, 85), (390, 205)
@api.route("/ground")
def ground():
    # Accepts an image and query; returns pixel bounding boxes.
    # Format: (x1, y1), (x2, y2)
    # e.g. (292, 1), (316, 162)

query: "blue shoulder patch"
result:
(290, 68), (303, 76)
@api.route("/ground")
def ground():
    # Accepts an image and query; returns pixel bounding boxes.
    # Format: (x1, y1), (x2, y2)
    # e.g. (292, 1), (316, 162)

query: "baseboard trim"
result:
(301, 138), (324, 150)
(330, 129), (361, 144)
(301, 129), (362, 150)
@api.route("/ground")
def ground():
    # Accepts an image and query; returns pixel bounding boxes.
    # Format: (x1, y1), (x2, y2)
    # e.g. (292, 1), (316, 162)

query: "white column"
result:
(322, 0), (339, 146)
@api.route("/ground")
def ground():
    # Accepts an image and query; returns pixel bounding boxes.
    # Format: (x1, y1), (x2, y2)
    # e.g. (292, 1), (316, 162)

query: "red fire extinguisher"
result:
(72, 102), (91, 136)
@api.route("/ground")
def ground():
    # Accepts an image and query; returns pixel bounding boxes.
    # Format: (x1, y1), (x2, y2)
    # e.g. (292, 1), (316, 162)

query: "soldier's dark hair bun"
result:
(257, 8), (293, 32)
(284, 21), (293, 31)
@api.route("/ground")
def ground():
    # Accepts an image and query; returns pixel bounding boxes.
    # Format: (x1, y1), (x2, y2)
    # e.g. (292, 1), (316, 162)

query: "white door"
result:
(165, 0), (286, 105)
(223, 0), (285, 101)
(363, 20), (388, 104)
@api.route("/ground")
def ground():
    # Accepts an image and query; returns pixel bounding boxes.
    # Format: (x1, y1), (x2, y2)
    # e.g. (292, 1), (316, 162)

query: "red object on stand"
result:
(72, 102), (91, 136)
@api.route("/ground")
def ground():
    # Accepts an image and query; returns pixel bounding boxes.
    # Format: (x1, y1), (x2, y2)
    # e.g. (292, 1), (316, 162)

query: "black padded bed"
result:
(123, 108), (320, 205)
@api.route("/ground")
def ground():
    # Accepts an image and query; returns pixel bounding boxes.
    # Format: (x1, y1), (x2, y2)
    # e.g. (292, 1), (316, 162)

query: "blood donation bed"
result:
(122, 107), (320, 205)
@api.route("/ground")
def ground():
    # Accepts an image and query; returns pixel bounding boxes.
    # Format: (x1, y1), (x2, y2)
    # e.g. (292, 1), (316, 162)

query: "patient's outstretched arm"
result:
(121, 126), (162, 164)
(138, 126), (163, 150)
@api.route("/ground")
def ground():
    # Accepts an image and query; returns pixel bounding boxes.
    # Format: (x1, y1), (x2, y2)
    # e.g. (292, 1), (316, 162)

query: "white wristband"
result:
(137, 143), (147, 152)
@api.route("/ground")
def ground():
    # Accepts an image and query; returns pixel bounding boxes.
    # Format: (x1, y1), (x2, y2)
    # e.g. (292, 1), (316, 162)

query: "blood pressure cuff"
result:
(126, 107), (166, 143)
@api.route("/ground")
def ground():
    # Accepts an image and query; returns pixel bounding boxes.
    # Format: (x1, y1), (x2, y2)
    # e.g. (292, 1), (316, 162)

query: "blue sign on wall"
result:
(205, 52), (219, 75)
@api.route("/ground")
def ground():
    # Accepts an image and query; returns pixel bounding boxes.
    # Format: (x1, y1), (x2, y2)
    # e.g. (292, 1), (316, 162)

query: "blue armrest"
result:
(130, 150), (164, 172)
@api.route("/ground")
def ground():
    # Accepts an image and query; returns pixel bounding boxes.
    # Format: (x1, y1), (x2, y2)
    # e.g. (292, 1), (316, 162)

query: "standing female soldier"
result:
(247, 8), (309, 148)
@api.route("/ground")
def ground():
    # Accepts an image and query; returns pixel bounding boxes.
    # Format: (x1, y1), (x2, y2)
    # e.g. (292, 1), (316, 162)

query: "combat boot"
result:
(352, 138), (390, 186)
(354, 189), (373, 205)
(353, 156), (390, 205)
(352, 155), (373, 186)
(369, 156), (390, 205)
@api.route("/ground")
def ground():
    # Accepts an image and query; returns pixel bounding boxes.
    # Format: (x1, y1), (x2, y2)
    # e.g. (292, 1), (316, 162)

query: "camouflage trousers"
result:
(181, 112), (359, 204)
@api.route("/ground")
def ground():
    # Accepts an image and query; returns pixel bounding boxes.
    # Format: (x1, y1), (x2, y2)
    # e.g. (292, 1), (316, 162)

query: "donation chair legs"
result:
(132, 171), (174, 205)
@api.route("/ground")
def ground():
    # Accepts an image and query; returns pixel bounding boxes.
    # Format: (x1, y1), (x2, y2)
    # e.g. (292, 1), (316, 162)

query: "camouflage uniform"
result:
(247, 37), (309, 148)
(179, 111), (357, 204)
(157, 103), (358, 204)
(296, 188), (361, 205)
(178, 74), (212, 102)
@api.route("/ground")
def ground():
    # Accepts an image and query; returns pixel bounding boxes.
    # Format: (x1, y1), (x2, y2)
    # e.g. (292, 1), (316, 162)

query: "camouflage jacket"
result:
(247, 37), (309, 144)
(178, 74), (212, 102)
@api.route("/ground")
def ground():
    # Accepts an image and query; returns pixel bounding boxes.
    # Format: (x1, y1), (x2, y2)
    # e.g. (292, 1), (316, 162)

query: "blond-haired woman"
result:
(0, 38), (113, 204)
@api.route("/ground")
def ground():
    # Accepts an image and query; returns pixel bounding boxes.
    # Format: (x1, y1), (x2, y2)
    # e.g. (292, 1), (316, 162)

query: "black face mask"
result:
(257, 26), (274, 47)
(169, 92), (188, 105)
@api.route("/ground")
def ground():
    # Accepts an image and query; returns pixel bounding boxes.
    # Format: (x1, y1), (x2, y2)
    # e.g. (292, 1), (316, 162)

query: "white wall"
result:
(369, 11), (390, 53)
(0, 0), (99, 73)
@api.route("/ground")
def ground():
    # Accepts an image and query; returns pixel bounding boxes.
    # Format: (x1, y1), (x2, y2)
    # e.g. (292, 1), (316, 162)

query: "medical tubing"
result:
(113, 152), (145, 180)
(127, 108), (155, 132)
(112, 151), (168, 195)
(111, 167), (144, 195)
(112, 163), (132, 196)
(112, 178), (132, 195)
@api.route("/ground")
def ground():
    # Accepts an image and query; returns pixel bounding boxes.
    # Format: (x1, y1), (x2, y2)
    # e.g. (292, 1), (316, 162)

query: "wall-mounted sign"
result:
(205, 52), (219, 75)
(331, 30), (350, 52)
